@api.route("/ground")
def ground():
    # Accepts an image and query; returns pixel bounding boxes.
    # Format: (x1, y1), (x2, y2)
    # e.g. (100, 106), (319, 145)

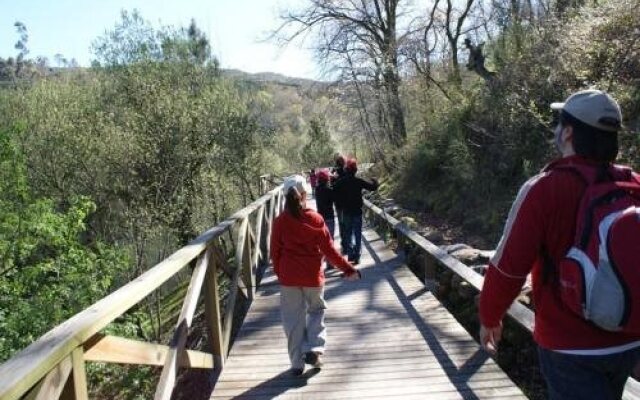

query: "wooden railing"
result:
(0, 184), (285, 400)
(363, 198), (640, 398)
(363, 199), (534, 330)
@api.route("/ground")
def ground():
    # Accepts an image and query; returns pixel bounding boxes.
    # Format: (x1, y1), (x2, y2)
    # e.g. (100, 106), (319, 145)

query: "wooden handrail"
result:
(0, 185), (284, 400)
(363, 198), (640, 396)
(363, 199), (534, 331)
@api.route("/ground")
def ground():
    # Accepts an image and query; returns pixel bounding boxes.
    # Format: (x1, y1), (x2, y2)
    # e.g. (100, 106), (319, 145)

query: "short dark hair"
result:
(561, 110), (618, 163)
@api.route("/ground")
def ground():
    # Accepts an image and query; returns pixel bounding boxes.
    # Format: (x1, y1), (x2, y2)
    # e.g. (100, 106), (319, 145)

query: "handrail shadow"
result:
(362, 234), (488, 400)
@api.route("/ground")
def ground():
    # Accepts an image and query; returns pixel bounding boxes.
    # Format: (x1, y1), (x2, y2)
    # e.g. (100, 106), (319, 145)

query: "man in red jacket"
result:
(271, 175), (359, 376)
(479, 89), (640, 399)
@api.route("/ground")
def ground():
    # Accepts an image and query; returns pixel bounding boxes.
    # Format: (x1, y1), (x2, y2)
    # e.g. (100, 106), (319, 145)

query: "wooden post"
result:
(235, 218), (253, 301)
(204, 246), (224, 372)
(253, 205), (264, 268)
(23, 356), (72, 400)
(243, 225), (254, 301)
(155, 247), (211, 400)
(265, 193), (276, 258)
(424, 252), (438, 292)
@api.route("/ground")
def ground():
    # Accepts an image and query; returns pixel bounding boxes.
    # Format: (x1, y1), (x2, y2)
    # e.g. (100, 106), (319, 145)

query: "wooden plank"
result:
(155, 247), (212, 400)
(83, 334), (213, 369)
(23, 356), (72, 400)
(246, 223), (258, 293)
(67, 347), (88, 400)
(236, 217), (254, 301)
(204, 246), (225, 371)
(222, 219), (248, 351)
(252, 204), (264, 267)
(218, 362), (505, 382)
(0, 184), (285, 400)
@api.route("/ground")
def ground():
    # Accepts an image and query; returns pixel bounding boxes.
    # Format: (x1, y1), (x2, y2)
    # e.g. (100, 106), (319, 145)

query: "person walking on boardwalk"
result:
(331, 155), (347, 251)
(315, 169), (336, 269)
(479, 90), (640, 400)
(270, 175), (360, 376)
(309, 168), (318, 197)
(332, 158), (379, 265)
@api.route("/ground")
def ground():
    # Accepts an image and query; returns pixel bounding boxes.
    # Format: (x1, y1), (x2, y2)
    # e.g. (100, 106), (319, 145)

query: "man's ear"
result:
(563, 125), (574, 144)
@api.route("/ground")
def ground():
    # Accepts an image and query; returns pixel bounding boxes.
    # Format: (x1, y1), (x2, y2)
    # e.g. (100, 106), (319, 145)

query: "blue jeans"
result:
(538, 346), (640, 400)
(341, 210), (363, 262)
(336, 208), (346, 254)
(323, 216), (336, 268)
(324, 216), (335, 240)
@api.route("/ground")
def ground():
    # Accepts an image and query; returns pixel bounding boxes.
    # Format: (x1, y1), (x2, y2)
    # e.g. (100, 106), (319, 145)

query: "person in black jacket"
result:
(331, 155), (347, 254)
(315, 169), (336, 269)
(332, 158), (378, 264)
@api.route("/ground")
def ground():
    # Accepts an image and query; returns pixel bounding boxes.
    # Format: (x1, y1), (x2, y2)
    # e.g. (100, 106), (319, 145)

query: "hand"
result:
(480, 323), (502, 355)
(344, 270), (361, 281)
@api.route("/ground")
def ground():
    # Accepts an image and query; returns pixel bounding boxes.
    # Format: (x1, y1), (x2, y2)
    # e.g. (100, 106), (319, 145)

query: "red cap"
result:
(346, 158), (357, 172)
(318, 169), (330, 182)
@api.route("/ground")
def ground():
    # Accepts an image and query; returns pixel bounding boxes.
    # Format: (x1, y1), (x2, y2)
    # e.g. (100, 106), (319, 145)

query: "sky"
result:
(0, 0), (320, 79)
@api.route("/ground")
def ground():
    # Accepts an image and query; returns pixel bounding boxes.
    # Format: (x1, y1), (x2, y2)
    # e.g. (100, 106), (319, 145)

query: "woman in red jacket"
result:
(270, 175), (360, 376)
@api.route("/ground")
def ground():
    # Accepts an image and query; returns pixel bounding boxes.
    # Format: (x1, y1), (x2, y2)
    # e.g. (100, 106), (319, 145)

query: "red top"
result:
(479, 156), (640, 350)
(270, 208), (356, 287)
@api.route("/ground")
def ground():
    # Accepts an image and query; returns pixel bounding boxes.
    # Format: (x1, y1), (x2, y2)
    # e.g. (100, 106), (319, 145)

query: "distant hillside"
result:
(221, 68), (329, 89)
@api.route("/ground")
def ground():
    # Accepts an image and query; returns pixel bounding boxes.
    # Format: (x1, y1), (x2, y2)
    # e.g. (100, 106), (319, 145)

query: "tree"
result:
(301, 117), (336, 168)
(14, 21), (29, 76)
(277, 0), (407, 148)
(443, 0), (476, 82)
(0, 128), (128, 362)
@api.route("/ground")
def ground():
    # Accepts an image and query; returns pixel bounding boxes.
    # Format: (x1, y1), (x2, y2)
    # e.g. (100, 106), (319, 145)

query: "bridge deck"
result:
(210, 222), (526, 399)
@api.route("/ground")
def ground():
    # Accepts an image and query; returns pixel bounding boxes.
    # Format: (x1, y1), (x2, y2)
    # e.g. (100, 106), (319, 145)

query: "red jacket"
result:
(270, 208), (356, 287)
(479, 156), (640, 350)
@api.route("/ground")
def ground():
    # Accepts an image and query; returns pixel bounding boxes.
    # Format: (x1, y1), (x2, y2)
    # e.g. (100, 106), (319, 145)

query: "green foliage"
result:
(301, 117), (336, 168)
(395, 0), (640, 239)
(91, 10), (218, 69)
(0, 128), (129, 362)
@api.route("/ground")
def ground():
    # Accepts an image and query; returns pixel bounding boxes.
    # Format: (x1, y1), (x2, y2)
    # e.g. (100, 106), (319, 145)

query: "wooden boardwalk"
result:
(211, 218), (526, 399)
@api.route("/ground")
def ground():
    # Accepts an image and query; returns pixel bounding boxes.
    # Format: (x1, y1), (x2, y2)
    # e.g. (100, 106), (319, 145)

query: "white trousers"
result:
(280, 286), (327, 369)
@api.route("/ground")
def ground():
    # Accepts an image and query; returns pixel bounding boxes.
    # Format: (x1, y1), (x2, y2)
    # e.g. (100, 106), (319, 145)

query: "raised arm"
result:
(358, 177), (379, 192)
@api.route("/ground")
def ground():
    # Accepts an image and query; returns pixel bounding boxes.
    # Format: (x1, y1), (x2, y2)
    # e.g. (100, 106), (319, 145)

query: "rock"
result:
(400, 216), (418, 229)
(443, 243), (472, 253)
(450, 248), (484, 264)
(421, 229), (444, 243)
(478, 250), (495, 263)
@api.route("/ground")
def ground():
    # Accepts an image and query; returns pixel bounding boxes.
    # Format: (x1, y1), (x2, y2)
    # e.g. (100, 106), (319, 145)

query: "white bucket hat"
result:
(283, 175), (311, 195)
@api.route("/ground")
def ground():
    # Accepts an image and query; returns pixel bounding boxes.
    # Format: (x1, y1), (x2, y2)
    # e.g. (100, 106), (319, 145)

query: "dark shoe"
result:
(352, 258), (360, 265)
(304, 351), (323, 368)
(290, 367), (304, 376)
(326, 264), (334, 270)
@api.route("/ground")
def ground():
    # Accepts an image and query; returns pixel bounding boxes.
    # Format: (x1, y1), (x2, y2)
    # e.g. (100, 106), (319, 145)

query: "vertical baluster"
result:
(204, 245), (224, 372)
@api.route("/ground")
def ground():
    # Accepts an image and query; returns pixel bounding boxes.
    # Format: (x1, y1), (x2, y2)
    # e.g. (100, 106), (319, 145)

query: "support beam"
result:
(155, 248), (212, 400)
(204, 247), (225, 372)
(83, 334), (213, 369)
(23, 356), (72, 400)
